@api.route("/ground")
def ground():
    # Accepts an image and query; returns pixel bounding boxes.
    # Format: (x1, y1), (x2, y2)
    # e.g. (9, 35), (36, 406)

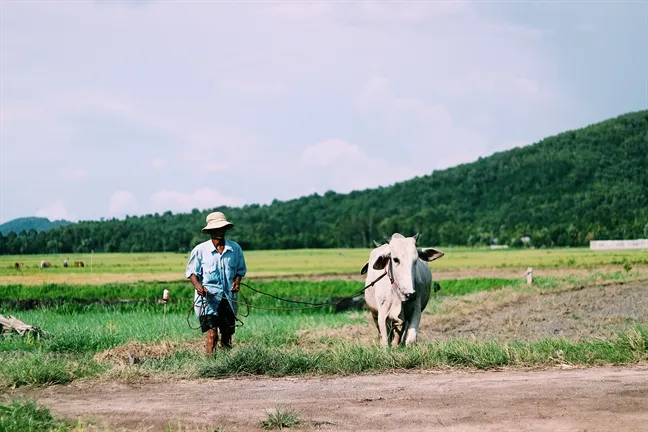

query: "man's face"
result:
(209, 229), (226, 240)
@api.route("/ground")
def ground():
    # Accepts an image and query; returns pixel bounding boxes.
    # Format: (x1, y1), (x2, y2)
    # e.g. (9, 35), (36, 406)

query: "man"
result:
(185, 211), (247, 354)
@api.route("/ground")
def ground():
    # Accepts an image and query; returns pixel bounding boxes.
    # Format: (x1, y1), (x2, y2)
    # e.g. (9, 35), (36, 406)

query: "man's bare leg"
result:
(206, 328), (218, 354)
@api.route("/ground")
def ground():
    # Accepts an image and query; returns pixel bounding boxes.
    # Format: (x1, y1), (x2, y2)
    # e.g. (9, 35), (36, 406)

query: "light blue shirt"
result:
(185, 239), (247, 317)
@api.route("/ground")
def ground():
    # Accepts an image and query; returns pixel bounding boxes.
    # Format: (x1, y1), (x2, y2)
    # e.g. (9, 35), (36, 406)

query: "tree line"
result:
(1, 110), (646, 255)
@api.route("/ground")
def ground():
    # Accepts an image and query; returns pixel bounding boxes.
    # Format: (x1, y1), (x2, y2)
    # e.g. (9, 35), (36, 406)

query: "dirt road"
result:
(18, 365), (648, 431)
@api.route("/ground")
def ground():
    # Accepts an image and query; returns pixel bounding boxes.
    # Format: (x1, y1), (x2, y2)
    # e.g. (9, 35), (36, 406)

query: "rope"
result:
(185, 271), (388, 329)
(238, 280), (375, 307)
(185, 289), (250, 330)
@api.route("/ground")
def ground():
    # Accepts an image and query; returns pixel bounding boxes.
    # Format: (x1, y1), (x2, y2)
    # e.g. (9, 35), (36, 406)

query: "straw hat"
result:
(201, 212), (234, 233)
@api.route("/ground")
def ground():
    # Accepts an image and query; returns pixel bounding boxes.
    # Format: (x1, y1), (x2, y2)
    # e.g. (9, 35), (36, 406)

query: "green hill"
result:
(1, 110), (646, 254)
(0, 217), (72, 236)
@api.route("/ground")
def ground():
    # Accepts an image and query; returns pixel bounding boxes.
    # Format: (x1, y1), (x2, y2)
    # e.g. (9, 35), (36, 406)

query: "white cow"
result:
(360, 233), (444, 347)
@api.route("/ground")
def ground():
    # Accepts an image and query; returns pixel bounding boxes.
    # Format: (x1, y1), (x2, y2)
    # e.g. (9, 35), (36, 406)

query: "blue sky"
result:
(1, 1), (646, 223)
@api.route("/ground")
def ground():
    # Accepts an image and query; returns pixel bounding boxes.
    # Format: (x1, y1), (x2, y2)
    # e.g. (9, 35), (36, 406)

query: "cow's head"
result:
(361, 233), (444, 302)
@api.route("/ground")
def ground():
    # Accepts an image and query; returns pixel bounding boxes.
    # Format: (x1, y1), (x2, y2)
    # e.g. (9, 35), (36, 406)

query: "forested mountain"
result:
(1, 110), (646, 254)
(0, 217), (71, 236)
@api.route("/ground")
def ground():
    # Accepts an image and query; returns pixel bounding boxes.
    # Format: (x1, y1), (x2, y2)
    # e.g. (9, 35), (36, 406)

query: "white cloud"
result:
(301, 139), (364, 166)
(354, 75), (490, 170)
(152, 158), (166, 170)
(36, 201), (76, 221)
(300, 138), (417, 193)
(204, 163), (229, 173)
(65, 169), (87, 180)
(0, 104), (44, 127)
(218, 77), (282, 98)
(357, 1), (470, 23)
(267, 2), (335, 21)
(109, 190), (138, 217)
(150, 188), (244, 213)
(107, 188), (244, 219)
(356, 75), (455, 128)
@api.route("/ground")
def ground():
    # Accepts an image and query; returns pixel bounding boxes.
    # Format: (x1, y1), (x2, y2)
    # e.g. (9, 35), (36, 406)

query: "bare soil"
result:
(422, 281), (648, 342)
(11, 366), (648, 431)
(297, 281), (648, 346)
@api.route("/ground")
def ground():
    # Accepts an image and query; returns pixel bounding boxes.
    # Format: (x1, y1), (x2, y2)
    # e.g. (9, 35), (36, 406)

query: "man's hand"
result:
(232, 276), (241, 293)
(196, 284), (208, 296)
(189, 274), (207, 296)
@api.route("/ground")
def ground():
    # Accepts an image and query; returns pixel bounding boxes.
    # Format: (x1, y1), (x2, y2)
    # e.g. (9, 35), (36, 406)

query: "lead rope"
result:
(186, 289), (250, 330)
(185, 271), (389, 329)
(387, 259), (406, 298)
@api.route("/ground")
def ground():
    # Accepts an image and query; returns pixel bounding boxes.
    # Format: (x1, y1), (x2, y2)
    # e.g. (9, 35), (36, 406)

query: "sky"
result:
(1, 0), (646, 223)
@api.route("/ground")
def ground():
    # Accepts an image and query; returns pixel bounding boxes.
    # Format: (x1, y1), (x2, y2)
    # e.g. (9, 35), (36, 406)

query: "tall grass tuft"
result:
(0, 399), (69, 432)
(260, 408), (302, 430)
(199, 327), (648, 378)
(0, 352), (105, 388)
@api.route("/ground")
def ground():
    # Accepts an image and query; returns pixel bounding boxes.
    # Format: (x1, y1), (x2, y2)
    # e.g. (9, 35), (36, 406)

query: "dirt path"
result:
(14, 366), (648, 431)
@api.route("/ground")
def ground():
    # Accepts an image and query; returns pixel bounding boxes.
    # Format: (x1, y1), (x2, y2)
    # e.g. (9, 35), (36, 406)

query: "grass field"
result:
(1, 247), (647, 430)
(0, 249), (648, 408)
(1, 270), (647, 390)
(2, 247), (647, 286)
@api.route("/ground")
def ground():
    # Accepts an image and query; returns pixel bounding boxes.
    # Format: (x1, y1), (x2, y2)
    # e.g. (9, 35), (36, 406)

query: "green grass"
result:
(0, 399), (73, 432)
(260, 408), (302, 430)
(198, 326), (648, 377)
(0, 277), (523, 314)
(1, 273), (646, 389)
(0, 306), (366, 388)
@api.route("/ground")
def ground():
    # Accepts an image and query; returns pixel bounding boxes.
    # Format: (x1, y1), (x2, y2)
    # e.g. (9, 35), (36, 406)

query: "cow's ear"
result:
(418, 248), (444, 262)
(360, 262), (369, 275)
(372, 253), (391, 270)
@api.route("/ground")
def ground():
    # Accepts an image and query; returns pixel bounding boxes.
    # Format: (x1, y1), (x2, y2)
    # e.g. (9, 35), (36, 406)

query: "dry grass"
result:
(93, 340), (180, 366)
(292, 274), (648, 347)
(93, 340), (206, 367)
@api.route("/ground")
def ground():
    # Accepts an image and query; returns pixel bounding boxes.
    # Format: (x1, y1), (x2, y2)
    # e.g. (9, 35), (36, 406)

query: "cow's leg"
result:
(371, 309), (380, 330)
(391, 323), (403, 348)
(392, 315), (405, 348)
(370, 309), (381, 344)
(387, 305), (404, 348)
(377, 307), (390, 347)
(398, 320), (410, 347)
(405, 303), (422, 345)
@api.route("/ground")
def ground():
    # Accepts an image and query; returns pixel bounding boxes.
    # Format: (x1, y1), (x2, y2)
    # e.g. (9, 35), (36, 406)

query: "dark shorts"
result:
(199, 298), (236, 334)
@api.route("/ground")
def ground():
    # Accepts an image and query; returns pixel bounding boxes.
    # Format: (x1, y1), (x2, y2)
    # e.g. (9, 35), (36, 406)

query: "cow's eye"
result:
(393, 258), (400, 264)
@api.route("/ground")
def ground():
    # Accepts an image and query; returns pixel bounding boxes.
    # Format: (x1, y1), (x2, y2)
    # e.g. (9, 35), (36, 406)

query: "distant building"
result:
(590, 239), (648, 251)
